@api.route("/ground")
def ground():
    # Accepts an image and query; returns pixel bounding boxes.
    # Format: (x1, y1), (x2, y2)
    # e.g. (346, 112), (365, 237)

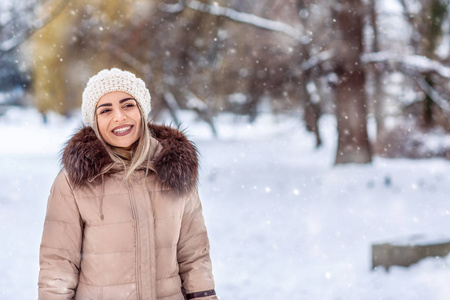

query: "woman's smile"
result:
(112, 124), (134, 135)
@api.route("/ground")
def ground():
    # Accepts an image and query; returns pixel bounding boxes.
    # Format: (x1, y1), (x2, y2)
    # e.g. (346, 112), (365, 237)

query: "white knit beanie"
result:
(81, 68), (151, 127)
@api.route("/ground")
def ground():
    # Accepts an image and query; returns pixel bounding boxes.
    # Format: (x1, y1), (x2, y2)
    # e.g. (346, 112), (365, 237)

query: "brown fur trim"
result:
(61, 124), (199, 194)
(61, 127), (111, 188)
(149, 124), (199, 195)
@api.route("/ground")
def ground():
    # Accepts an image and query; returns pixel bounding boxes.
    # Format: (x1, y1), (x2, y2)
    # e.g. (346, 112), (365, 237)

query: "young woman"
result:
(38, 68), (217, 300)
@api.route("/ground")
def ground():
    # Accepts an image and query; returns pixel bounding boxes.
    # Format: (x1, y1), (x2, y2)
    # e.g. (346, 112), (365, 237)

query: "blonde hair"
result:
(93, 104), (153, 181)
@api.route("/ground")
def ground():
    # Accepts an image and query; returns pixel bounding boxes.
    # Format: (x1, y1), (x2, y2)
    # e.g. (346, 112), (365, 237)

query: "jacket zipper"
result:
(143, 180), (156, 300)
(128, 181), (141, 300)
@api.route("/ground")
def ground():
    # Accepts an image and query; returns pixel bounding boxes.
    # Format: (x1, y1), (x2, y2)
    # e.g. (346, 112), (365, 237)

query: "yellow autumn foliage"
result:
(32, 0), (153, 116)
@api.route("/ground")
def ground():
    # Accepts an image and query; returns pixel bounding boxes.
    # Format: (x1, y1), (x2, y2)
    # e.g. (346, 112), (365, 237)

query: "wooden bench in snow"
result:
(372, 234), (450, 271)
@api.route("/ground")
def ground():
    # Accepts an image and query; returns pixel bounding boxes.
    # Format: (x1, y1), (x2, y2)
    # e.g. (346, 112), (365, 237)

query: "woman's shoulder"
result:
(50, 169), (75, 195)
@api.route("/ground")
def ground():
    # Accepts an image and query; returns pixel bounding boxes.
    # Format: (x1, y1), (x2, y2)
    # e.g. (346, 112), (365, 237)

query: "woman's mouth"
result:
(112, 125), (133, 136)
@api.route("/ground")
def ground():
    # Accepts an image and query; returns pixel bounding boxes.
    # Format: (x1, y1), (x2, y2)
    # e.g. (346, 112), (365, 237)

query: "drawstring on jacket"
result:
(97, 159), (153, 221)
(99, 173), (105, 220)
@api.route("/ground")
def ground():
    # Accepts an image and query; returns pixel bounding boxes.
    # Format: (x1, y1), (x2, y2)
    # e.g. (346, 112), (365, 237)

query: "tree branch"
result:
(413, 75), (450, 112)
(159, 0), (306, 43)
(0, 0), (67, 56)
(361, 51), (450, 79)
(301, 49), (335, 71)
(158, 1), (185, 13)
(364, 50), (450, 112)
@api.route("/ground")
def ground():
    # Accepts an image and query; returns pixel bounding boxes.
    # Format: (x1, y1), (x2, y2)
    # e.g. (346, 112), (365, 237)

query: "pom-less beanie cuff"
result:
(81, 68), (151, 127)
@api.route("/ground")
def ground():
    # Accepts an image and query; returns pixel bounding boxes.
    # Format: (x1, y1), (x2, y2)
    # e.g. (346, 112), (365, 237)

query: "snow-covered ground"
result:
(2, 107), (450, 299)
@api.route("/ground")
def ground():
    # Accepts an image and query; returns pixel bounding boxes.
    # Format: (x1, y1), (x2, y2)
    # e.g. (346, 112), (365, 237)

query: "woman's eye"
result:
(99, 109), (110, 114)
(124, 103), (135, 109)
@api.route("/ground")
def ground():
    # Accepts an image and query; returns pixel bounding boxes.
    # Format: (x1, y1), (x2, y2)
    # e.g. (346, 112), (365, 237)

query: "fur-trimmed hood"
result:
(61, 123), (199, 194)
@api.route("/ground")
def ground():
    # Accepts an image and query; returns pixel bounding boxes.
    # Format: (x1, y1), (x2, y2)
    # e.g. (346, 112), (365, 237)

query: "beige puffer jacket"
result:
(38, 124), (218, 300)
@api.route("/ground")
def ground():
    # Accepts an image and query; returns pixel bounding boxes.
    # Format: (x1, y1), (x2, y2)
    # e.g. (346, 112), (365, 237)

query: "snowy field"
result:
(2, 107), (450, 299)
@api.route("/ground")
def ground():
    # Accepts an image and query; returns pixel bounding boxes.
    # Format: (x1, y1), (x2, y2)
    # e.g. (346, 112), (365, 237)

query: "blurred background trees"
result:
(3, 0), (450, 164)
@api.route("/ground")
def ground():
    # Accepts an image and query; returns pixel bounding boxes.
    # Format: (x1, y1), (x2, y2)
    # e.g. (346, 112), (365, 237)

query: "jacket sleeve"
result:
(177, 189), (218, 300)
(38, 170), (83, 300)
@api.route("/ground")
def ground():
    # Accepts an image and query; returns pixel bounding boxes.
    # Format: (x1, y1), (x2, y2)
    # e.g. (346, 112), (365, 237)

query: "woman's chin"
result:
(105, 135), (140, 150)
(115, 142), (134, 150)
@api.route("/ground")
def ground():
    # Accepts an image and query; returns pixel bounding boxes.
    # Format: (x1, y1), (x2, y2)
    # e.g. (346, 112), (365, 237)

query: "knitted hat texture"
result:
(81, 68), (151, 127)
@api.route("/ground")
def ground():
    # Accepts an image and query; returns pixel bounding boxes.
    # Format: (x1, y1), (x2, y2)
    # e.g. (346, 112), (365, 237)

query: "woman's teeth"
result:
(113, 126), (131, 133)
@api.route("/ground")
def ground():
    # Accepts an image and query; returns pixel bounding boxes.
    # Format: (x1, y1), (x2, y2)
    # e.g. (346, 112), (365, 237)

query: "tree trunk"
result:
(333, 0), (372, 164)
(369, 0), (385, 142)
(302, 77), (322, 148)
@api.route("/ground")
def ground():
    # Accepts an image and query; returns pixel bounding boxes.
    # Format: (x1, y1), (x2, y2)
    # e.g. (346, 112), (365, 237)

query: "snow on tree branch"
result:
(362, 51), (450, 111)
(160, 0), (306, 43)
(0, 0), (67, 56)
(301, 49), (335, 71)
(414, 75), (450, 112)
(362, 51), (450, 79)
(158, 1), (184, 13)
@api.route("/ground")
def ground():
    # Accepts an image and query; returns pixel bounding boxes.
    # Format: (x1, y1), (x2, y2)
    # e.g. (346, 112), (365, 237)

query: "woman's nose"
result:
(113, 109), (126, 122)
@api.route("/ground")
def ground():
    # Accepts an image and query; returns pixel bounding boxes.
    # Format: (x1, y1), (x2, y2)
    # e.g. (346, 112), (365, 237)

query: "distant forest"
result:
(2, 0), (450, 163)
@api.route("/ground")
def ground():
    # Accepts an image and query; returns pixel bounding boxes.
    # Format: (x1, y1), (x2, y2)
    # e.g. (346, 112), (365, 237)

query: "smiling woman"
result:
(37, 68), (218, 300)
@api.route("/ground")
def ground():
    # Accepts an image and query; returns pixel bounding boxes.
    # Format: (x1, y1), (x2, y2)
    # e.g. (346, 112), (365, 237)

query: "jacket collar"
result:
(61, 123), (199, 195)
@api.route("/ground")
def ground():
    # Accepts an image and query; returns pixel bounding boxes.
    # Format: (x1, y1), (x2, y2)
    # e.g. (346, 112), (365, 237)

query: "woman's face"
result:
(96, 91), (142, 149)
